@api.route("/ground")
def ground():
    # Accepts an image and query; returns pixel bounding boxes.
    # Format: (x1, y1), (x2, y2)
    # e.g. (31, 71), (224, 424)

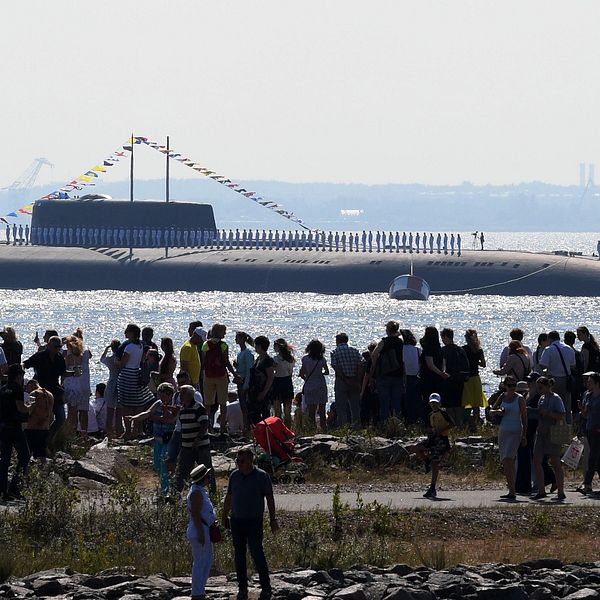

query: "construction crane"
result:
(2, 158), (53, 201)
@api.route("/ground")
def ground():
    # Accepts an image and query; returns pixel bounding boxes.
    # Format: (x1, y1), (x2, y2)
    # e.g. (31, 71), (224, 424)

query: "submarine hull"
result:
(0, 245), (597, 296)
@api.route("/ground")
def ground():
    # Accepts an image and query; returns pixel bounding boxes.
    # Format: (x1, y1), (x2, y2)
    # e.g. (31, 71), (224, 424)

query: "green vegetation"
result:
(2, 465), (599, 579)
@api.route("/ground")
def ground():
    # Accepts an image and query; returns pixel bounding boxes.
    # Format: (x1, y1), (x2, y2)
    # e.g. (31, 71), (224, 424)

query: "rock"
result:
(67, 477), (109, 492)
(334, 584), (369, 600)
(280, 570), (316, 585)
(31, 578), (65, 596)
(72, 460), (118, 485)
(384, 590), (435, 600)
(310, 571), (338, 586)
(370, 442), (408, 466)
(270, 581), (305, 600)
(523, 559), (563, 570)
(328, 568), (346, 582)
(385, 565), (413, 577)
(78, 575), (137, 589)
(2, 585), (34, 598)
(563, 590), (599, 600)
(210, 453), (236, 476)
(85, 440), (136, 481)
(528, 588), (554, 600)
(475, 585), (528, 600)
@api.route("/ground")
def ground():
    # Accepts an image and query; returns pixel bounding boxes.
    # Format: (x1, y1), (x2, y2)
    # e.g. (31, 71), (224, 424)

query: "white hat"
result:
(190, 464), (212, 483)
(428, 393), (441, 404)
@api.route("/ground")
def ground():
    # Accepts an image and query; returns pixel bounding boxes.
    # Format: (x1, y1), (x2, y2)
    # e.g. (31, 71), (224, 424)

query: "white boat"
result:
(388, 270), (430, 301)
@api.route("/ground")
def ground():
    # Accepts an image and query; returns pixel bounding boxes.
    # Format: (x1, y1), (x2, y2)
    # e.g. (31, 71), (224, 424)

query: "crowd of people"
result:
(1, 320), (600, 597)
(4, 223), (468, 255)
(0, 320), (598, 502)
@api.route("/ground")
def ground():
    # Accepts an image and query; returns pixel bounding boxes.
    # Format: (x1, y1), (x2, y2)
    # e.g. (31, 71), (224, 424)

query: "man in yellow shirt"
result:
(179, 329), (202, 389)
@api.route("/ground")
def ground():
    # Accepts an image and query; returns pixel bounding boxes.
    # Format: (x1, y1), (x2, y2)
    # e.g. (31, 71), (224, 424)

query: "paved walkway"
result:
(274, 489), (600, 511)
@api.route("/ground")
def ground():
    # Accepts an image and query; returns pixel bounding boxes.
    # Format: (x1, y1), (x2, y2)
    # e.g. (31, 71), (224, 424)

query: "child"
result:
(88, 383), (107, 438)
(413, 393), (454, 498)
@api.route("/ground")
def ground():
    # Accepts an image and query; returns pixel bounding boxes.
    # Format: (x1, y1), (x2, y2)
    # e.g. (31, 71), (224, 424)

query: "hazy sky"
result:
(2, 0), (600, 188)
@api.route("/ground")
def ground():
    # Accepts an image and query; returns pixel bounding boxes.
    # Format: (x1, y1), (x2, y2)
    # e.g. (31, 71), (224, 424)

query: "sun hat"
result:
(428, 393), (441, 404)
(190, 464), (212, 483)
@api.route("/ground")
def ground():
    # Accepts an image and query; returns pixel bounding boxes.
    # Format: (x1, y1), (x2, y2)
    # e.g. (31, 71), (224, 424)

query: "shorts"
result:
(203, 375), (229, 407)
(419, 435), (450, 464)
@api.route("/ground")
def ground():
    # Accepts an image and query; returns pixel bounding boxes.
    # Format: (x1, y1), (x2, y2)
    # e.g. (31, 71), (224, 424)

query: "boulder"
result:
(211, 453), (236, 476)
(67, 477), (109, 492)
(85, 439), (136, 481)
(563, 590), (599, 600)
(72, 460), (118, 485)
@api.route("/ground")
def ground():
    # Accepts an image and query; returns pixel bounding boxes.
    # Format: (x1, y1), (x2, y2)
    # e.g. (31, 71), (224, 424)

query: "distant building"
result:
(340, 209), (364, 217)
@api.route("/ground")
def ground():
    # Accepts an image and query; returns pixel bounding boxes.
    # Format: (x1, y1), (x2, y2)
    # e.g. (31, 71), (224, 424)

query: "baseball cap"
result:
(428, 393), (441, 404)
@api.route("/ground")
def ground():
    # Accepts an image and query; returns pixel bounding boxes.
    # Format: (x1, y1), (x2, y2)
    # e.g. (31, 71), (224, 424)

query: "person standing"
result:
(0, 364), (31, 501)
(201, 324), (235, 428)
(114, 324), (155, 439)
(100, 339), (122, 438)
(538, 330), (576, 423)
(23, 335), (80, 441)
(457, 233), (461, 256)
(499, 328), (533, 366)
(440, 328), (469, 427)
(370, 321), (404, 423)
(579, 372), (600, 495)
(180, 329), (202, 390)
(187, 464), (217, 600)
(174, 385), (213, 494)
(419, 326), (448, 415)
(223, 448), (278, 600)
(530, 333), (549, 375)
(488, 376), (527, 500)
(300, 340), (329, 430)
(400, 329), (421, 425)
(247, 336), (275, 425)
(159, 337), (177, 388)
(461, 329), (488, 429)
(234, 332), (254, 433)
(63, 334), (91, 436)
(24, 380), (54, 460)
(272, 338), (295, 427)
(531, 377), (566, 500)
(480, 232), (485, 250)
(0, 327), (23, 366)
(330, 333), (364, 428)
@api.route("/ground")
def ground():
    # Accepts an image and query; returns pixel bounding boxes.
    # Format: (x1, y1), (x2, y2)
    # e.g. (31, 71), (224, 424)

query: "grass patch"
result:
(3, 468), (599, 577)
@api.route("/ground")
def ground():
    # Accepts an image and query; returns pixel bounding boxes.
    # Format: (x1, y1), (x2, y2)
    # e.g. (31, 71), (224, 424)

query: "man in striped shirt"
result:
(174, 385), (214, 493)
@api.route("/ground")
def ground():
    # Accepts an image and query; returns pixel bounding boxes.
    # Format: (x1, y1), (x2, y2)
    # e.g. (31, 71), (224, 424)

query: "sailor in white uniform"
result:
(450, 233), (455, 255)
(24, 224), (30, 245)
(299, 229), (305, 250)
(375, 231), (381, 253)
(429, 233), (434, 254)
(422, 232), (427, 253)
(99, 228), (106, 246)
(175, 228), (182, 247)
(292, 230), (299, 251)
(402, 231), (407, 253)
(4, 224), (10, 245)
(234, 228), (239, 248)
(394, 231), (399, 253)
(415, 232), (420, 254)
(368, 231), (373, 252)
(169, 228), (176, 247)
(443, 233), (448, 255)
(125, 227), (132, 247)
(457, 233), (462, 256)
(339, 231), (345, 252)
(347, 231), (353, 252)
(307, 230), (313, 251)
(436, 233), (441, 254)
(12, 224), (18, 245)
(18, 224), (24, 245)
(361, 231), (367, 252)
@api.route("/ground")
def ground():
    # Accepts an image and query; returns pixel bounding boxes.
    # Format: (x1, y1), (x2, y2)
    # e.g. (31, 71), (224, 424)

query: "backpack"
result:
(445, 345), (470, 382)
(204, 340), (227, 378)
(378, 340), (404, 376)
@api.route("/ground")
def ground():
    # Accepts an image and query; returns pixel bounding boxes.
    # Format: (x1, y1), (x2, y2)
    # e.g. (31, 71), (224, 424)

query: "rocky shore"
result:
(3, 562), (600, 600)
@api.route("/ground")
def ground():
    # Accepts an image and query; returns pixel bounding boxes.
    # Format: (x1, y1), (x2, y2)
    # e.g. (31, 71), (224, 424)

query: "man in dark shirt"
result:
(223, 448), (278, 600)
(441, 328), (469, 427)
(0, 364), (30, 501)
(23, 335), (77, 440)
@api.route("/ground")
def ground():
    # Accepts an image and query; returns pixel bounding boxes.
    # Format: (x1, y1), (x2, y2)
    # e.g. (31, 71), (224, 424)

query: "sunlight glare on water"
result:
(3, 289), (600, 398)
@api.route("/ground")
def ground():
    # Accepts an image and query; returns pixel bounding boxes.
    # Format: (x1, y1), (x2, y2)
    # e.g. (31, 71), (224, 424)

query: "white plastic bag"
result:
(561, 437), (584, 469)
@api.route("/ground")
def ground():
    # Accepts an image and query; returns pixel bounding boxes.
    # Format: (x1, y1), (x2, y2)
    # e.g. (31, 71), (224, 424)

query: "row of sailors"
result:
(6, 224), (463, 254)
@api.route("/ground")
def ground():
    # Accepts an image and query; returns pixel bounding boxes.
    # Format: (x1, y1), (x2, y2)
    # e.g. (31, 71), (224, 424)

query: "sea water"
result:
(2, 288), (599, 400)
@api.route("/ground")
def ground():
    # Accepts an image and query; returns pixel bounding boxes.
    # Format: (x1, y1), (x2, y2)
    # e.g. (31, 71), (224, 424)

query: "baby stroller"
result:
(252, 416), (307, 484)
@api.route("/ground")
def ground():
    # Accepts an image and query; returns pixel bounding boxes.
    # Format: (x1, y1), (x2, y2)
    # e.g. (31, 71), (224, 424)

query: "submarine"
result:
(1, 198), (599, 296)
